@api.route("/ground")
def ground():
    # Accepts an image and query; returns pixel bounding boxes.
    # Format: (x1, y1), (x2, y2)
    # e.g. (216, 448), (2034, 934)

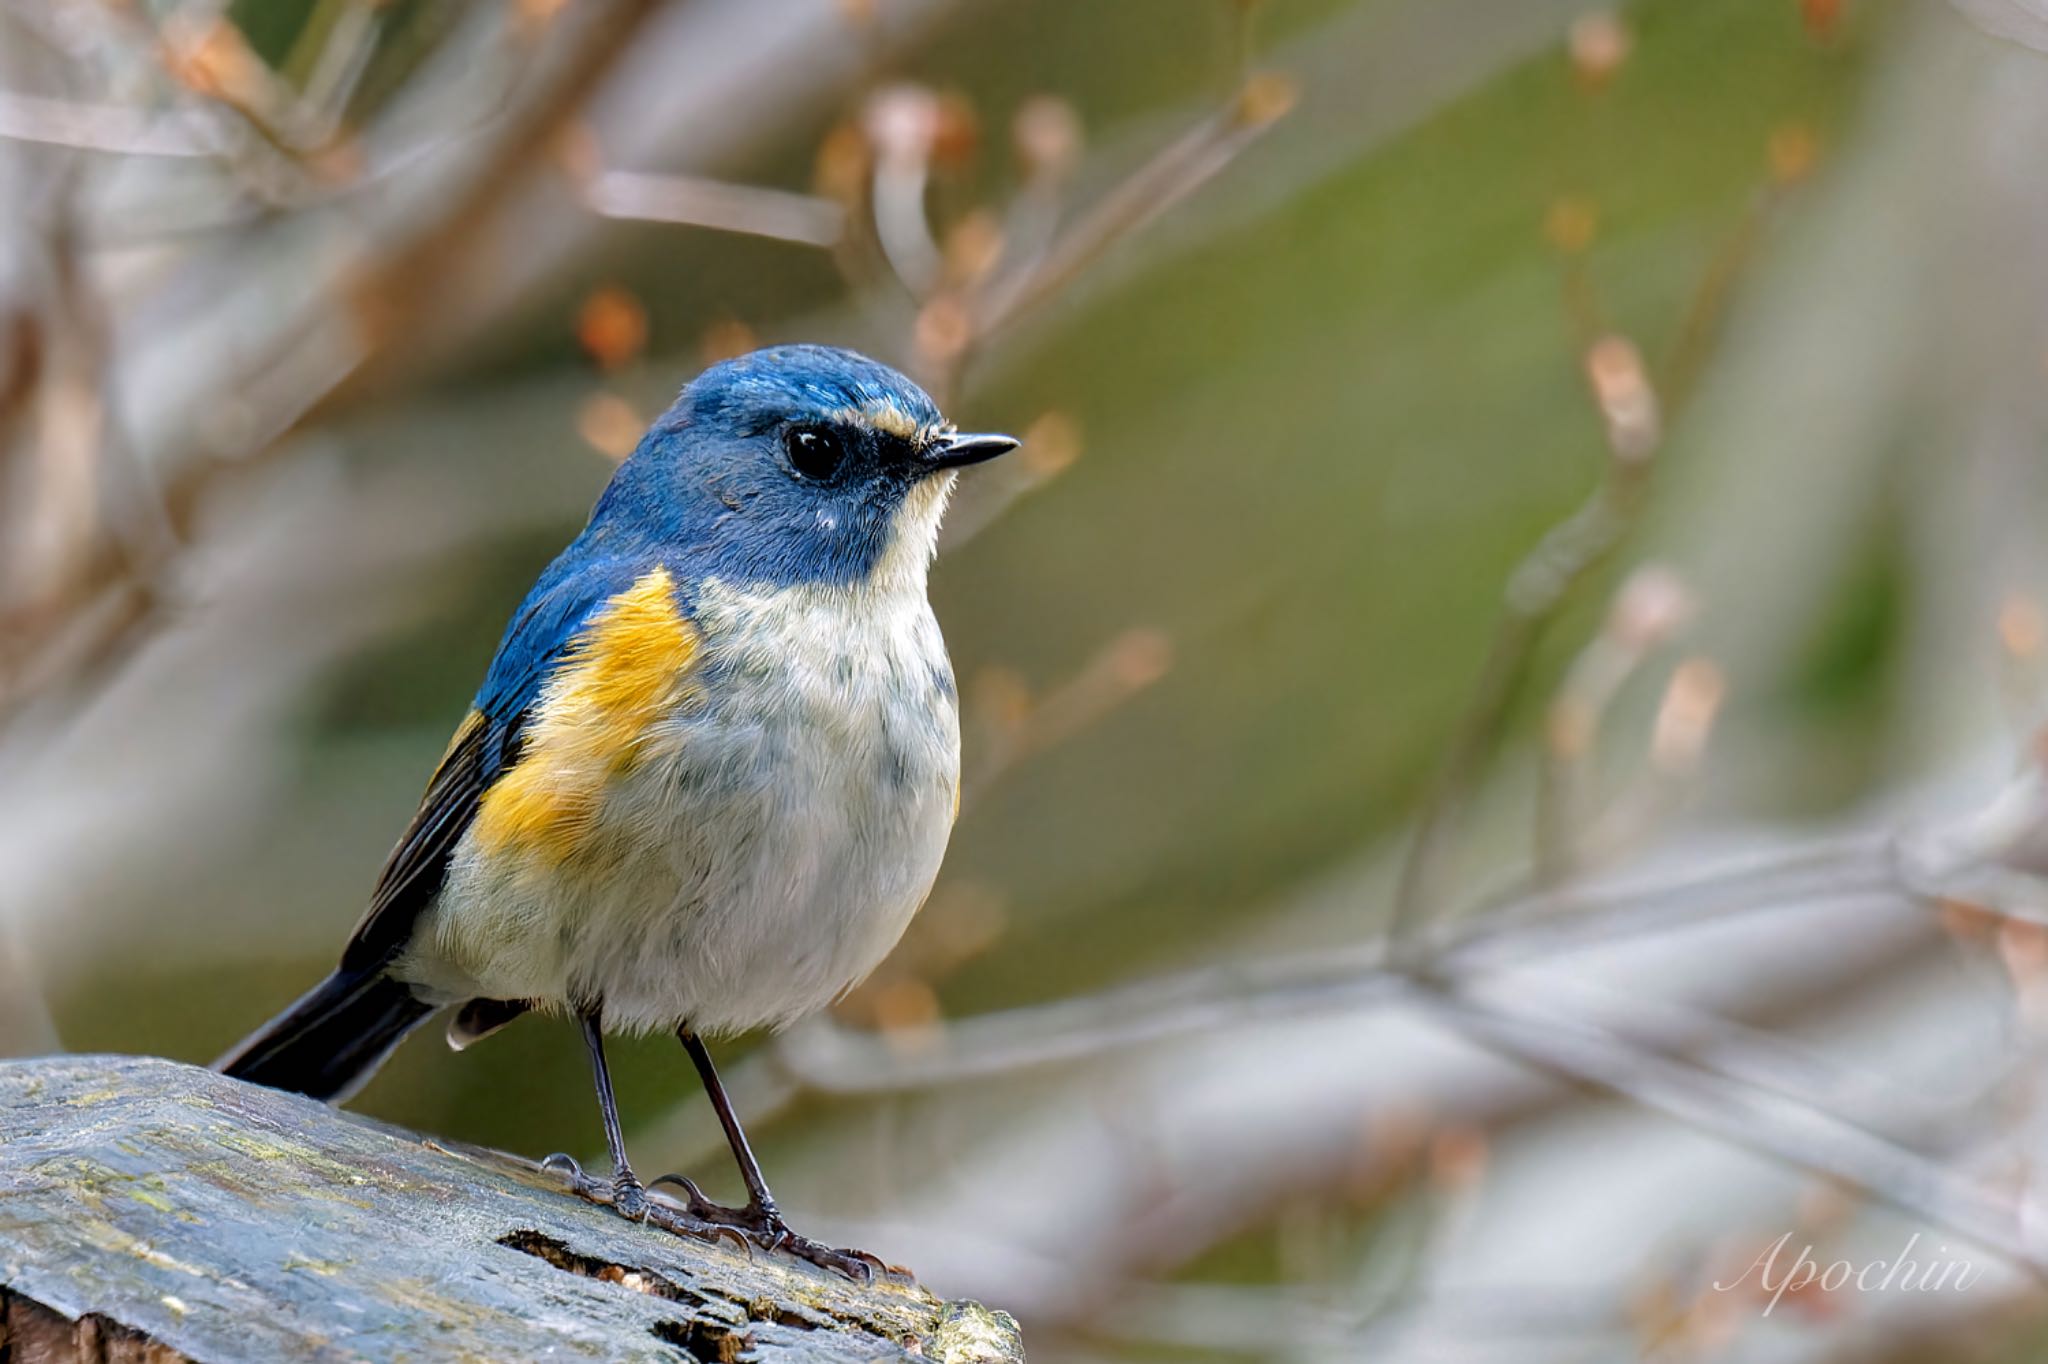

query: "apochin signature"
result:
(1713, 1232), (1982, 1316)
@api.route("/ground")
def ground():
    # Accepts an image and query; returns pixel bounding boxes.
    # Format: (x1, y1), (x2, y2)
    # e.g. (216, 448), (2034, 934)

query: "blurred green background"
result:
(12, 0), (2048, 1357)
(52, 0), (1871, 1130)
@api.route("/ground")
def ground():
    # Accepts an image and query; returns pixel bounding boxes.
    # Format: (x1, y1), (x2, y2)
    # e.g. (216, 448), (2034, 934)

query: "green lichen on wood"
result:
(0, 1056), (1024, 1363)
(924, 1301), (1025, 1363)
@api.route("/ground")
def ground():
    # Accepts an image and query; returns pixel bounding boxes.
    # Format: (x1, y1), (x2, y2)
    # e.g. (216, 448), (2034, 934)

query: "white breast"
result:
(413, 572), (961, 1037)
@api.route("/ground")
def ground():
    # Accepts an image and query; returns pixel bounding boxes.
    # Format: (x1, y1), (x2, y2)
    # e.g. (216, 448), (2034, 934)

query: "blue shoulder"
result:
(340, 531), (698, 969)
(473, 539), (671, 729)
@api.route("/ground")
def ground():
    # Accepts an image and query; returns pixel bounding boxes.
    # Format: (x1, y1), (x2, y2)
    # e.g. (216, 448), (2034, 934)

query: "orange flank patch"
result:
(472, 567), (699, 864)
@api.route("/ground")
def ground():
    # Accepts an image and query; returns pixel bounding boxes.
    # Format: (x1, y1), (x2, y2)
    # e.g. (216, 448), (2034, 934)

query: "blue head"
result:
(591, 346), (1017, 591)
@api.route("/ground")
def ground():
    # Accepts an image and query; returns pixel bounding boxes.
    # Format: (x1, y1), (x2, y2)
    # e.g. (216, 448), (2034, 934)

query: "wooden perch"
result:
(0, 1056), (1023, 1363)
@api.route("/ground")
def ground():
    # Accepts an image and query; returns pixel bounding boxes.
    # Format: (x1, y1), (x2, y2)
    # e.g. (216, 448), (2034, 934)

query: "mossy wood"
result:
(0, 1056), (1021, 1363)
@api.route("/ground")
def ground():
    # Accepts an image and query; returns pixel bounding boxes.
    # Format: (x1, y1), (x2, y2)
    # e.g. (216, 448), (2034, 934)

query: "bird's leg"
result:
(543, 1009), (648, 1219)
(680, 1029), (780, 1224)
(649, 1029), (891, 1282)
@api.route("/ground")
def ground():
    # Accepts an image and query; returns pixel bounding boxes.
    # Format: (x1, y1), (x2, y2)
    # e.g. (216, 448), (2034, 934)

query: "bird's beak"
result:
(924, 431), (1020, 470)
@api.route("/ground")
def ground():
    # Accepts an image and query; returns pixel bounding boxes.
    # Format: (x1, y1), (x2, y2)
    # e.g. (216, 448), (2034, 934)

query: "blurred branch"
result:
(1094, 1279), (1632, 1358)
(0, 0), (667, 734)
(317, 0), (664, 404)
(1660, 133), (1811, 416)
(772, 829), (1910, 1094)
(966, 73), (1297, 349)
(1532, 566), (1706, 882)
(1387, 335), (1662, 950)
(0, 91), (225, 158)
(285, 0), (382, 144)
(772, 751), (2048, 1093)
(864, 84), (947, 296)
(796, 31), (1296, 407)
(960, 626), (1173, 807)
(1412, 978), (2048, 1274)
(587, 169), (845, 246)
(1384, 120), (1826, 953)
(64, 0), (334, 202)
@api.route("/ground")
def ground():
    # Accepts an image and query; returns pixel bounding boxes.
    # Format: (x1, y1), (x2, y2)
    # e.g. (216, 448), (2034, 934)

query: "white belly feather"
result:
(409, 574), (960, 1036)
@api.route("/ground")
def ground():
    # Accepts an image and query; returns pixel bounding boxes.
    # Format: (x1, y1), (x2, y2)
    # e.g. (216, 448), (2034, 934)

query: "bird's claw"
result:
(542, 1153), (649, 1223)
(546, 1154), (763, 1251)
(767, 1228), (890, 1283)
(648, 1171), (719, 1218)
(542, 1151), (613, 1207)
(644, 1176), (896, 1283)
(548, 1158), (897, 1279)
(640, 1198), (756, 1256)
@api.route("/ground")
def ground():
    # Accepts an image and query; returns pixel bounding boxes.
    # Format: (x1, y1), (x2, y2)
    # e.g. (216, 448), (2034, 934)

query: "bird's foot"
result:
(541, 1151), (652, 1219)
(540, 1152), (752, 1238)
(648, 1174), (896, 1283)
(542, 1153), (751, 1252)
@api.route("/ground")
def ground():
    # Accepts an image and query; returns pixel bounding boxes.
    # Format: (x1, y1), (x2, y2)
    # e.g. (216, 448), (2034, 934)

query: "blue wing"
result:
(472, 549), (649, 730)
(339, 549), (650, 971)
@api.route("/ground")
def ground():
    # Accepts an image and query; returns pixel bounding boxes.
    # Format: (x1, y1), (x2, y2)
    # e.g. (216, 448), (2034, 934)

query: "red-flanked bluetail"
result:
(218, 346), (1018, 1278)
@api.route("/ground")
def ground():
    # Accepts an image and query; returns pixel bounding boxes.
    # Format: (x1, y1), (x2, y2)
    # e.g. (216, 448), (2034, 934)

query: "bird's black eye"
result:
(784, 426), (847, 482)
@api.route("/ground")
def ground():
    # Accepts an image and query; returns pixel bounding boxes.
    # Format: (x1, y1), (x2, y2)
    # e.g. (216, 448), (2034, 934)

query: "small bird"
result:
(217, 345), (1016, 1277)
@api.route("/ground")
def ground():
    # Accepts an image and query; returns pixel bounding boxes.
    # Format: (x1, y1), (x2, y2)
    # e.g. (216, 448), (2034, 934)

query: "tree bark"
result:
(0, 1056), (1022, 1363)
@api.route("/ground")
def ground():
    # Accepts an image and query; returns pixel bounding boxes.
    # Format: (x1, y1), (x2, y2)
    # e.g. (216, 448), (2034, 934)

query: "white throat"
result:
(866, 470), (958, 598)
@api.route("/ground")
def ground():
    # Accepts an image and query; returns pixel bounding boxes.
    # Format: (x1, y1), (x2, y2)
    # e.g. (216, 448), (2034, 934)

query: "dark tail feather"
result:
(216, 969), (434, 1103)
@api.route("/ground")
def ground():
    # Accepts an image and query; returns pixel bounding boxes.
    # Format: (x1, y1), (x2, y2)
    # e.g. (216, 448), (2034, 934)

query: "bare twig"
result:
(1388, 123), (1822, 954)
(316, 0), (665, 404)
(773, 763), (2048, 1100)
(1533, 565), (1698, 882)
(1660, 140), (1812, 417)
(0, 0), (666, 733)
(969, 73), (1295, 347)
(863, 84), (947, 297)
(1387, 336), (1661, 950)
(772, 830), (1909, 1095)
(587, 169), (845, 246)
(0, 91), (226, 158)
(1411, 978), (2048, 1275)
(960, 627), (1173, 807)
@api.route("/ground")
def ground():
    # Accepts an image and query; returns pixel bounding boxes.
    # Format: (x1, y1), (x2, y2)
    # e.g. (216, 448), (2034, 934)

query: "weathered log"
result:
(0, 1056), (1022, 1363)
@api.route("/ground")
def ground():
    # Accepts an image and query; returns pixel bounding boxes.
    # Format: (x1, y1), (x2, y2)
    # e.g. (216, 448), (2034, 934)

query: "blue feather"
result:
(469, 346), (943, 758)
